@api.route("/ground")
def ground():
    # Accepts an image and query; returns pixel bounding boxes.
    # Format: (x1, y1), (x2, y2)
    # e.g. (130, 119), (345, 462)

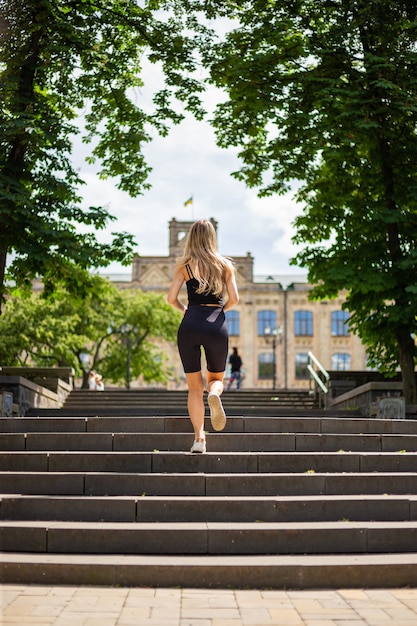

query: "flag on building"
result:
(184, 196), (193, 207)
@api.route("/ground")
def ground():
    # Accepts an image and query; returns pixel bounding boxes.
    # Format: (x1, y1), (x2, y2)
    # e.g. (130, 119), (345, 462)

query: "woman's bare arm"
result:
(167, 266), (187, 314)
(223, 267), (239, 312)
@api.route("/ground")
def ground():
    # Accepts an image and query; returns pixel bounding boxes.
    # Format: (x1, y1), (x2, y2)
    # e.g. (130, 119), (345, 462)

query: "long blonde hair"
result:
(177, 219), (234, 297)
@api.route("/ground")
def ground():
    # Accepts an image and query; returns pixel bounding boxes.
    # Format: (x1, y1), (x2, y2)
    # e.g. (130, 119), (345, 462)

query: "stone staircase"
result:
(1, 389), (417, 588)
(54, 388), (319, 416)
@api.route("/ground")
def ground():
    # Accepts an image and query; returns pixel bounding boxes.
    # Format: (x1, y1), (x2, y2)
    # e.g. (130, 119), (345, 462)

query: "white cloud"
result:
(73, 58), (307, 277)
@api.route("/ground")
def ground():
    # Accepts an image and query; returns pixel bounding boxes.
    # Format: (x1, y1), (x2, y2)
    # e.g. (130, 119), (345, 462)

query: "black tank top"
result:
(185, 264), (225, 306)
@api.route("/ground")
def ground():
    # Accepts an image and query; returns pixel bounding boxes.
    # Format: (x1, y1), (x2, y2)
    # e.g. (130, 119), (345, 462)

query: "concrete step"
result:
(1, 451), (416, 474)
(2, 552), (417, 588)
(2, 399), (417, 589)
(55, 389), (320, 417)
(1, 431), (417, 452)
(1, 494), (417, 522)
(2, 520), (417, 554)
(61, 403), (318, 413)
(5, 415), (417, 434)
(1, 471), (416, 496)
(63, 390), (315, 404)
(63, 396), (318, 406)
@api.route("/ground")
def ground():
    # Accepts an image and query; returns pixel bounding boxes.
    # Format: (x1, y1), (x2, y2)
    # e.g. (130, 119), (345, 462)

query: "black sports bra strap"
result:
(185, 263), (194, 280)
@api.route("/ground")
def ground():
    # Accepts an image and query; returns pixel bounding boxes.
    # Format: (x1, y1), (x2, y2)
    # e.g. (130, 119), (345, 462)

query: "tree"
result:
(0, 0), (207, 309)
(0, 275), (182, 387)
(101, 290), (181, 388)
(202, 0), (417, 404)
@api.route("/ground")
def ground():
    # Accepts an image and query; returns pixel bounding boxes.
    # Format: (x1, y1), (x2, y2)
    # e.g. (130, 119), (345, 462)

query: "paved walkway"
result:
(1, 585), (417, 625)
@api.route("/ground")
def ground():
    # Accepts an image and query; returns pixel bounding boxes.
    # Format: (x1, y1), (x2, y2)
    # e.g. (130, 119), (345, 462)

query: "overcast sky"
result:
(74, 60), (307, 280)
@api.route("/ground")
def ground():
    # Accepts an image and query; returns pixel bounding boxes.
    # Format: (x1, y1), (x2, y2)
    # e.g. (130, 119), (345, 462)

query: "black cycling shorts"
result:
(177, 305), (228, 373)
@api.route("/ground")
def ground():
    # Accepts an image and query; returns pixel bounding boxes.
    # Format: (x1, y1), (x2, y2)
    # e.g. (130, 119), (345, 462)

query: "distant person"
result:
(227, 347), (243, 390)
(88, 371), (97, 390)
(95, 374), (104, 391)
(167, 219), (239, 453)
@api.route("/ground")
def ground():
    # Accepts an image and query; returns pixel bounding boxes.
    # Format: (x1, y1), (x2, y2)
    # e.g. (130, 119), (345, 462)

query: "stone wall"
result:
(329, 381), (405, 417)
(0, 368), (73, 416)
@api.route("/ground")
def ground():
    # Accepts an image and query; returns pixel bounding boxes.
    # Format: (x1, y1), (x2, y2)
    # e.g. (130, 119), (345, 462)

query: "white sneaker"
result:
(190, 440), (206, 453)
(208, 392), (226, 431)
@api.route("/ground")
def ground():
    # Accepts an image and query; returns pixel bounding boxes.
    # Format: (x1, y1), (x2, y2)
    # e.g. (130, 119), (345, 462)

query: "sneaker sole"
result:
(208, 394), (226, 431)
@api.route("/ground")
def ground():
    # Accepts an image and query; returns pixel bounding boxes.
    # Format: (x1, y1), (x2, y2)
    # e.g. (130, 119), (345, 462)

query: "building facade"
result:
(111, 218), (368, 390)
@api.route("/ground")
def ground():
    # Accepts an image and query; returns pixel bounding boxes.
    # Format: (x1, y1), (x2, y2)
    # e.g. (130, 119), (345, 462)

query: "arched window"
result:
(225, 310), (240, 336)
(295, 353), (309, 379)
(332, 353), (351, 371)
(331, 310), (350, 336)
(294, 310), (313, 336)
(258, 310), (277, 336)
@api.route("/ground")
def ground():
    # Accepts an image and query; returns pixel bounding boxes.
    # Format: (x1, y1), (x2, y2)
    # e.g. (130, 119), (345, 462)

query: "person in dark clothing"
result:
(167, 219), (239, 453)
(227, 347), (243, 390)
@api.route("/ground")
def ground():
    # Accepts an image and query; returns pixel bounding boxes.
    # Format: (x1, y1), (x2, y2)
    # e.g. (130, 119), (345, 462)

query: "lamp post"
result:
(264, 325), (283, 390)
(120, 324), (133, 390)
(264, 326), (277, 389)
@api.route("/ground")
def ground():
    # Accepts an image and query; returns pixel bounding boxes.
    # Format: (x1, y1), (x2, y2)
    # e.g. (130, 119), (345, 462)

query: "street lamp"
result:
(264, 326), (283, 390)
(264, 327), (277, 389)
(120, 324), (136, 390)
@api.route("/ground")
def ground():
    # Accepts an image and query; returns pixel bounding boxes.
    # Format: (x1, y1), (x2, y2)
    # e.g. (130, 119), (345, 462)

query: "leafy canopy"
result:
(201, 0), (417, 400)
(0, 0), (209, 301)
(0, 274), (182, 387)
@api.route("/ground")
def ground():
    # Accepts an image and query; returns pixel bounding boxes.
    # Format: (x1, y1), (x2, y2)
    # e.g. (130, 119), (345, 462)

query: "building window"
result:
(295, 353), (309, 379)
(294, 310), (313, 336)
(331, 310), (350, 336)
(258, 310), (277, 335)
(258, 353), (274, 379)
(332, 353), (351, 370)
(225, 310), (240, 336)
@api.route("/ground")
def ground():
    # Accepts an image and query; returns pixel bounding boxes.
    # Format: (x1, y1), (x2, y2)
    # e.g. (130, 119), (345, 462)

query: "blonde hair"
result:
(176, 219), (234, 297)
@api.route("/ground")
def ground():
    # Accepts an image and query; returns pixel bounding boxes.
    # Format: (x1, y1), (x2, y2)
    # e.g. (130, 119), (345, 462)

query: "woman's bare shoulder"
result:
(223, 257), (236, 274)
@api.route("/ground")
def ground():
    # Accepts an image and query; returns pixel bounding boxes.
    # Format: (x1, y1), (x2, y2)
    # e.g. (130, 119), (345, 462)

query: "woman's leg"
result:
(207, 371), (224, 396)
(206, 371), (226, 431)
(185, 371), (206, 441)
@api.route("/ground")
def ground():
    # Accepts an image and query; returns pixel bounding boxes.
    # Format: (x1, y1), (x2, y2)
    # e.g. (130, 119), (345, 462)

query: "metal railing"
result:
(307, 351), (330, 408)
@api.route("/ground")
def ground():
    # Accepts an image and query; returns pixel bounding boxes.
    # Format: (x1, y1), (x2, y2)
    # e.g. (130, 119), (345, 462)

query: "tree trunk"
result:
(376, 110), (416, 407)
(0, 23), (43, 310)
(81, 370), (90, 390)
(0, 247), (7, 315)
(396, 329), (417, 406)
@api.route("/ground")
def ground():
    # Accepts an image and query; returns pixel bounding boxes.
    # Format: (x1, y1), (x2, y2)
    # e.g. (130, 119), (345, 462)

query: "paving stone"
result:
(0, 472), (85, 495)
(0, 419), (87, 433)
(49, 452), (153, 473)
(0, 453), (48, 472)
(26, 433), (113, 451)
(84, 472), (206, 496)
(295, 434), (382, 452)
(0, 495), (137, 522)
(0, 435), (25, 451)
(86, 417), (167, 433)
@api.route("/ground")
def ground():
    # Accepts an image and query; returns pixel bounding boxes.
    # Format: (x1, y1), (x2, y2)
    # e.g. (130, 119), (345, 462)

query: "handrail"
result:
(307, 351), (330, 383)
(307, 364), (328, 394)
(307, 351), (330, 407)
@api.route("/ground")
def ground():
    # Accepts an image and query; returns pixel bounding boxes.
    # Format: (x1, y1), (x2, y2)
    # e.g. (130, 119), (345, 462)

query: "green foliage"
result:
(0, 275), (182, 387)
(0, 0), (207, 304)
(101, 290), (181, 385)
(202, 0), (417, 402)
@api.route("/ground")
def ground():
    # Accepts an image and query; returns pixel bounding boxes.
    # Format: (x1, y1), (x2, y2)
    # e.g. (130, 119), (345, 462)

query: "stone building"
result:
(110, 218), (368, 390)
